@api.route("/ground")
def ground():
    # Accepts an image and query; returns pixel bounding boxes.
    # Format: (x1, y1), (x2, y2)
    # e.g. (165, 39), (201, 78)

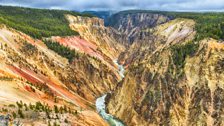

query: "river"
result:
(95, 60), (125, 126)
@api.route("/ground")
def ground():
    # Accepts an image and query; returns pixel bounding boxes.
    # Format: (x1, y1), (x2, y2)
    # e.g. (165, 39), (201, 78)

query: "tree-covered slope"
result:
(0, 6), (93, 39)
(169, 12), (224, 41)
(108, 10), (224, 41)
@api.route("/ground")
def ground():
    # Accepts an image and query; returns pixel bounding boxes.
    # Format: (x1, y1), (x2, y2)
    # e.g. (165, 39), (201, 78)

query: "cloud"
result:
(0, 0), (223, 11)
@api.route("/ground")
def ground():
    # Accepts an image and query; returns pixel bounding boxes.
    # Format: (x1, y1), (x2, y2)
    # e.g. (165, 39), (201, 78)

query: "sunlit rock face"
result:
(0, 13), (126, 125)
(66, 15), (125, 61)
(107, 12), (171, 45)
(107, 17), (224, 126)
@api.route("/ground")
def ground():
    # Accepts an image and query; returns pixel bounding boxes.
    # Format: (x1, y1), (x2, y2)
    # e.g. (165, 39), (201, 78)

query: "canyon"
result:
(107, 13), (224, 126)
(0, 7), (223, 126)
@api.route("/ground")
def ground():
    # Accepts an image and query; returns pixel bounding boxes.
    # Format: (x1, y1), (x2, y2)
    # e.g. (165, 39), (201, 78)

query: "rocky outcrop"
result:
(66, 15), (125, 61)
(118, 18), (196, 66)
(107, 11), (171, 44)
(107, 18), (224, 126)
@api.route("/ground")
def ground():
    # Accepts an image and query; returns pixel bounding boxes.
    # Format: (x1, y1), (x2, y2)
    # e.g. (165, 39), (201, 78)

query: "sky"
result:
(0, 0), (224, 12)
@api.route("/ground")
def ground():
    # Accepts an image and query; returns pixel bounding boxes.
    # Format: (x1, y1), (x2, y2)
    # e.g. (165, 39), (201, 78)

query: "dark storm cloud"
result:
(0, 0), (223, 11)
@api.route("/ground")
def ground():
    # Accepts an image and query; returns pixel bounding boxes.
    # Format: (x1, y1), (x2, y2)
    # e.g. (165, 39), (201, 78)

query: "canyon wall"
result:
(107, 18), (224, 126)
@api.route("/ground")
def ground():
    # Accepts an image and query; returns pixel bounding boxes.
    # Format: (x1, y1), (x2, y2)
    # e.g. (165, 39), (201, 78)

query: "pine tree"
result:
(54, 105), (59, 113)
(12, 111), (17, 118)
(18, 109), (24, 118)
(48, 121), (51, 126)
(64, 105), (68, 113)
(64, 118), (68, 123)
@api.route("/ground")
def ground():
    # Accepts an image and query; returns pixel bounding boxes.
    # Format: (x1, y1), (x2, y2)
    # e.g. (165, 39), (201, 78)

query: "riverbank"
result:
(95, 60), (125, 126)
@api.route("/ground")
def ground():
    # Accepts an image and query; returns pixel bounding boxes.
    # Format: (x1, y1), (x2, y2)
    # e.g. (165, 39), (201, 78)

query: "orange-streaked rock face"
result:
(51, 36), (102, 59)
(66, 15), (125, 60)
(0, 15), (123, 125)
